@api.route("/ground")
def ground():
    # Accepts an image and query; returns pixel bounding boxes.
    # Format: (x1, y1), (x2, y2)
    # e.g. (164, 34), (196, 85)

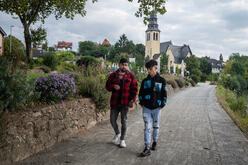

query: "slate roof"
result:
(32, 49), (44, 58)
(160, 41), (172, 53)
(159, 41), (192, 64)
(207, 58), (224, 69)
(0, 26), (7, 36)
(146, 14), (160, 32)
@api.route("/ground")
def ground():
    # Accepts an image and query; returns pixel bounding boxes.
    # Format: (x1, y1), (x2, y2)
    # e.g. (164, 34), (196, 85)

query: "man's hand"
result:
(128, 102), (134, 108)
(113, 84), (120, 90)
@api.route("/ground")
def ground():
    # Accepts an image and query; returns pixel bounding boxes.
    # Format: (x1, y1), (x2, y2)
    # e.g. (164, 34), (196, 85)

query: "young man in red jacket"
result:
(106, 58), (138, 148)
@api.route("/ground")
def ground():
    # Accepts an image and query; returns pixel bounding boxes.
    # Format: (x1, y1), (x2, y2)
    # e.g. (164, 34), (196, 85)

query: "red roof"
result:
(57, 41), (72, 48)
(102, 39), (110, 45)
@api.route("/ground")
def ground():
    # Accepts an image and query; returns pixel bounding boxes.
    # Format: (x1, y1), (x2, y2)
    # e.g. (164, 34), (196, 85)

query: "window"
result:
(153, 32), (159, 40)
(147, 33), (150, 41)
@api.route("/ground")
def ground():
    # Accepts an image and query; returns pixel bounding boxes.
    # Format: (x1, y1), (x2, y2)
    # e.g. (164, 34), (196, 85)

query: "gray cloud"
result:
(0, 0), (248, 61)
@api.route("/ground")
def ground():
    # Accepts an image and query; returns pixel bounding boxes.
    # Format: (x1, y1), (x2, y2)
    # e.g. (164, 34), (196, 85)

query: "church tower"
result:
(145, 14), (161, 70)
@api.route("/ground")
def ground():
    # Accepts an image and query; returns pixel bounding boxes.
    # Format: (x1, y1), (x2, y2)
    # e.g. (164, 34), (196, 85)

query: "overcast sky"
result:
(1, 0), (248, 61)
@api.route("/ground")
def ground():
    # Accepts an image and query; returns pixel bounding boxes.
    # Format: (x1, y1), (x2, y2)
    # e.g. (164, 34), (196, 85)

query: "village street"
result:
(15, 83), (248, 165)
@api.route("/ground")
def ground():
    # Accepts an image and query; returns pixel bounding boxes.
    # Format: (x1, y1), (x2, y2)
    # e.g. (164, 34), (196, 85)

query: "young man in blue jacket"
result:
(138, 59), (167, 157)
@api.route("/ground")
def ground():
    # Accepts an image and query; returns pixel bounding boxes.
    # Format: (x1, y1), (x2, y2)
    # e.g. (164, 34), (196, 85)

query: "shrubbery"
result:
(76, 56), (99, 68)
(175, 78), (185, 88)
(35, 74), (76, 103)
(0, 56), (38, 111)
(167, 80), (177, 88)
(41, 52), (59, 70)
(78, 74), (110, 111)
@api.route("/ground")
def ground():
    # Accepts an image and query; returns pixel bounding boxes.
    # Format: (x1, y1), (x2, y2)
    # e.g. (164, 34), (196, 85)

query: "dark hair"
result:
(119, 58), (128, 64)
(145, 59), (158, 69)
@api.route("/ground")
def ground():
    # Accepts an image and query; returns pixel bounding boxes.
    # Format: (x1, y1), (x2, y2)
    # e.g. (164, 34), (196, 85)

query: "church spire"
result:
(146, 14), (160, 32)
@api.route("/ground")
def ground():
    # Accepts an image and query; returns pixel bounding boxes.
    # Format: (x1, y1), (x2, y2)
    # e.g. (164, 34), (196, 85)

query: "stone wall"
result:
(0, 84), (181, 164)
(0, 98), (109, 164)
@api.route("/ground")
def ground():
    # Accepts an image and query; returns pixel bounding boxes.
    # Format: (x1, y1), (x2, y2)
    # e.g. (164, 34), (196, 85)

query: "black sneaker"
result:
(138, 147), (151, 157)
(151, 142), (157, 150)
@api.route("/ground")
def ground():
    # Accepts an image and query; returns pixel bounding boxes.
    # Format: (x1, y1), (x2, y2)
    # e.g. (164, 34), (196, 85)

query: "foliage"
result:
(231, 62), (244, 76)
(189, 79), (196, 87)
(56, 51), (75, 62)
(166, 80), (177, 88)
(4, 35), (25, 70)
(39, 65), (51, 73)
(41, 52), (59, 70)
(200, 57), (212, 75)
(35, 74), (76, 103)
(76, 56), (99, 68)
(57, 62), (79, 73)
(78, 75), (110, 111)
(175, 78), (185, 88)
(185, 54), (202, 83)
(160, 53), (168, 74)
(30, 26), (47, 48)
(222, 60), (232, 74)
(0, 56), (38, 111)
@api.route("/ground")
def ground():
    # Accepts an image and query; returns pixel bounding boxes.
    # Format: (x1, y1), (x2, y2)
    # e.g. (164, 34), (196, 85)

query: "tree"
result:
(4, 35), (25, 70)
(200, 57), (212, 75)
(135, 43), (145, 55)
(78, 41), (97, 56)
(0, 0), (167, 61)
(219, 53), (223, 62)
(231, 62), (244, 76)
(185, 55), (202, 83)
(31, 26), (47, 49)
(160, 52), (168, 74)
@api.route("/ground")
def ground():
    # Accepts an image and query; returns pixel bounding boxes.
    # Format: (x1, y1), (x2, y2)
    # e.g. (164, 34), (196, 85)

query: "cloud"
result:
(0, 0), (248, 61)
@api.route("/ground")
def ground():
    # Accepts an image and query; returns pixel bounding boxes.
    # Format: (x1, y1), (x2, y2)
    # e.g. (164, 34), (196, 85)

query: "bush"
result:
(41, 52), (59, 70)
(35, 74), (76, 103)
(189, 79), (196, 87)
(78, 75), (110, 111)
(191, 74), (200, 84)
(39, 65), (51, 73)
(76, 56), (99, 68)
(56, 51), (75, 62)
(57, 62), (79, 73)
(175, 78), (185, 88)
(0, 56), (38, 111)
(167, 80), (177, 88)
(229, 96), (247, 117)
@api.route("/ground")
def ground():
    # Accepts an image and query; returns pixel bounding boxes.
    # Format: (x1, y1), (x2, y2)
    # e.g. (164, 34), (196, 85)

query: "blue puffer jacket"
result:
(138, 73), (167, 110)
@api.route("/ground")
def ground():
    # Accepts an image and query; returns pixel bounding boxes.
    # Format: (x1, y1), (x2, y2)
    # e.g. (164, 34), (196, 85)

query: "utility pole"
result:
(9, 25), (14, 55)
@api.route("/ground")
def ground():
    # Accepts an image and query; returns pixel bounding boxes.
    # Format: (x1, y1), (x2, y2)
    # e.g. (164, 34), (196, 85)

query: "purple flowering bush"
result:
(35, 74), (76, 102)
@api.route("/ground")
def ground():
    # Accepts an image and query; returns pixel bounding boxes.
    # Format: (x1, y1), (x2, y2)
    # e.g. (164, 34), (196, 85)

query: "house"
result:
(145, 14), (192, 76)
(102, 39), (110, 46)
(32, 49), (44, 59)
(0, 26), (7, 56)
(56, 41), (72, 51)
(207, 57), (224, 74)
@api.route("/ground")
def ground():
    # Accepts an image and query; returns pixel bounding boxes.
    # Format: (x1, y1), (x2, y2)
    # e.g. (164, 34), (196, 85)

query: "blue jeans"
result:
(142, 106), (162, 147)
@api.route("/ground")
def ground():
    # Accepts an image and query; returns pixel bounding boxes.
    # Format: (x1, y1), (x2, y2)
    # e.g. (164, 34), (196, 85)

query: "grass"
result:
(216, 85), (248, 139)
(27, 72), (48, 80)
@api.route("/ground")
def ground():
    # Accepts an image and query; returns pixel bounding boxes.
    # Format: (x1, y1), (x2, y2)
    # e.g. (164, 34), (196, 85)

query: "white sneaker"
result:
(120, 140), (126, 148)
(112, 134), (121, 144)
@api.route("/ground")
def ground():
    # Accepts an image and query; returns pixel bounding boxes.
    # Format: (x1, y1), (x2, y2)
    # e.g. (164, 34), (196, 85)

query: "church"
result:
(145, 14), (192, 76)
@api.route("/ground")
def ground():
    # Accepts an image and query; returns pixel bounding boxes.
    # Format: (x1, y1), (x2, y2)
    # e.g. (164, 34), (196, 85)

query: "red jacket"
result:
(106, 69), (138, 108)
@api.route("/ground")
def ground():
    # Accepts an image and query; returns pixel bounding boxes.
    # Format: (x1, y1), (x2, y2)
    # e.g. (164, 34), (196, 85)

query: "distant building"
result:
(145, 14), (192, 76)
(0, 26), (7, 55)
(207, 57), (224, 74)
(56, 41), (72, 51)
(102, 39), (110, 45)
(32, 49), (44, 59)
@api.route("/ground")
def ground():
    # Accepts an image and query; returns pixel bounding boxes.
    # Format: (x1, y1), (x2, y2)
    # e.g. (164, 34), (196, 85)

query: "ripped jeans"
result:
(142, 106), (162, 147)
